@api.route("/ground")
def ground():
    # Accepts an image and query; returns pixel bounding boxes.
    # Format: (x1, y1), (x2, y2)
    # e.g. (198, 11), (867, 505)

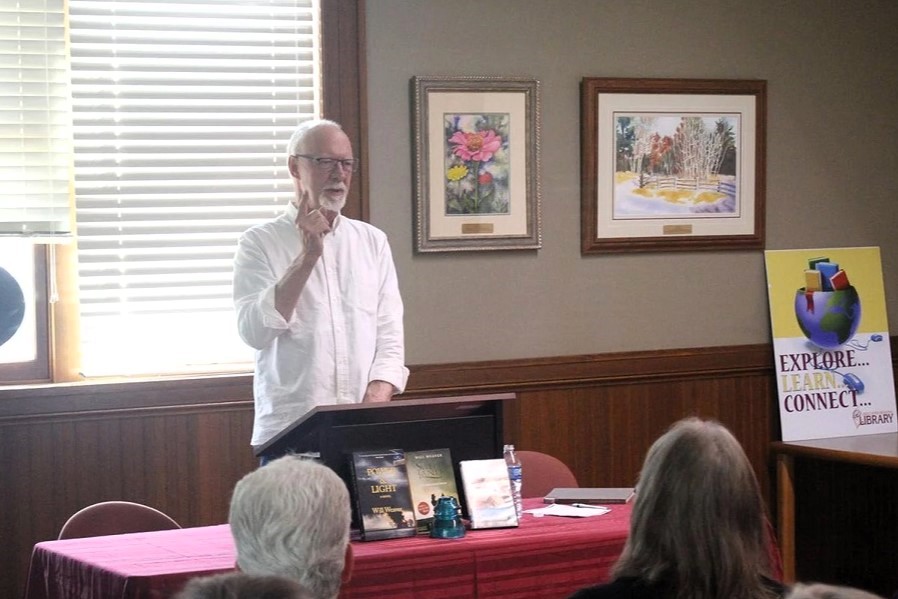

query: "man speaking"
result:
(233, 119), (408, 451)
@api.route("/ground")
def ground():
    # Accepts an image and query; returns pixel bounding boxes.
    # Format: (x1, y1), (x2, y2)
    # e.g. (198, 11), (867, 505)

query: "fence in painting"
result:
(644, 175), (735, 195)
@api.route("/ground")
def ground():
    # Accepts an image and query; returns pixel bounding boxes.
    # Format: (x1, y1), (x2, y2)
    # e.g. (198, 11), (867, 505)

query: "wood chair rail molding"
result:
(4, 340), (895, 599)
(405, 343), (778, 396)
(0, 344), (779, 423)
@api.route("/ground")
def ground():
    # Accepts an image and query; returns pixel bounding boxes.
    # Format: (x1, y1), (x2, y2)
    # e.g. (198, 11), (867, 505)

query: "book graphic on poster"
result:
(764, 247), (896, 441)
(405, 448), (460, 533)
(349, 448), (417, 541)
(459, 458), (519, 529)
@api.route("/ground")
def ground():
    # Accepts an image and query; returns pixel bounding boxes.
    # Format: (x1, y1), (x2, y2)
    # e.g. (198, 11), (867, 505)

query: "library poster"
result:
(764, 247), (896, 441)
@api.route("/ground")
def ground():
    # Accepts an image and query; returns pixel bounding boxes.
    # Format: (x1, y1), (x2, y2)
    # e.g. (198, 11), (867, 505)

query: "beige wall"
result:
(364, 0), (898, 365)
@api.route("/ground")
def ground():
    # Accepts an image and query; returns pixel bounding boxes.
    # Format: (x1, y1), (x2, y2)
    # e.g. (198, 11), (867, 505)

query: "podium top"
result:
(254, 392), (514, 458)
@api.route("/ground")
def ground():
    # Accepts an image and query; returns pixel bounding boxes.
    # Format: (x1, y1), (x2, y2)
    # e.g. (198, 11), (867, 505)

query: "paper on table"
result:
(523, 503), (611, 518)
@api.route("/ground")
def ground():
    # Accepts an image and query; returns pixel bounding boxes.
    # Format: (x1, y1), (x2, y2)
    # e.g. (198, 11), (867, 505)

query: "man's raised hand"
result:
(295, 194), (330, 259)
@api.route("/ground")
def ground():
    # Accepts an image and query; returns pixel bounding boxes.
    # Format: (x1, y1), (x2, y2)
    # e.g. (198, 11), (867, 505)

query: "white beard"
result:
(318, 190), (347, 213)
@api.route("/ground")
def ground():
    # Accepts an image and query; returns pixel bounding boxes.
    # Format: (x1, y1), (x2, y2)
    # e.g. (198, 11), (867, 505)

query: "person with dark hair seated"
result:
(173, 572), (312, 599)
(568, 417), (786, 599)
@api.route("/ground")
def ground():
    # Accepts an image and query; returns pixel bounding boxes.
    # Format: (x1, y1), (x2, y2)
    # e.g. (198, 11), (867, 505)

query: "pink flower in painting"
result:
(449, 129), (502, 162)
(478, 171), (493, 185)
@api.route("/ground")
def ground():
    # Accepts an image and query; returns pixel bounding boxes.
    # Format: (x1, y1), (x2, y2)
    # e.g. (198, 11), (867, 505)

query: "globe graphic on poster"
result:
(793, 287), (861, 349)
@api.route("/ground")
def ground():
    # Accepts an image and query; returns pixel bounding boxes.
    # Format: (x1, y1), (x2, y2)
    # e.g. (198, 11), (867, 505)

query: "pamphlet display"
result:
(459, 458), (519, 529)
(349, 448), (417, 541)
(405, 448), (460, 533)
(764, 247), (896, 441)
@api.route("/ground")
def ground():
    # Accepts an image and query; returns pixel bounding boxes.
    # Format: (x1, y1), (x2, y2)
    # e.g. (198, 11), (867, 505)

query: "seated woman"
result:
(568, 417), (785, 599)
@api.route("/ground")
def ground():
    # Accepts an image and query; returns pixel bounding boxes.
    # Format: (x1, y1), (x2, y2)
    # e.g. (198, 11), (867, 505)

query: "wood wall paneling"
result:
(506, 374), (781, 501)
(0, 378), (259, 599)
(3, 341), (896, 598)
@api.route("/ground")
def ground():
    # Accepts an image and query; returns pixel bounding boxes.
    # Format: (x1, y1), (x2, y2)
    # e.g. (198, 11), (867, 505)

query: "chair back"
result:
(58, 500), (181, 539)
(517, 450), (579, 498)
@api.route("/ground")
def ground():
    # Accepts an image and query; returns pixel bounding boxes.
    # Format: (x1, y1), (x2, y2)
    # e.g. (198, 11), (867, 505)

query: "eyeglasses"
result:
(293, 154), (358, 173)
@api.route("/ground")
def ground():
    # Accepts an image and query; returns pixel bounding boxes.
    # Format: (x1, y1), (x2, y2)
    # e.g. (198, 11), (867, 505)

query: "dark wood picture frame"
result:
(580, 77), (766, 254)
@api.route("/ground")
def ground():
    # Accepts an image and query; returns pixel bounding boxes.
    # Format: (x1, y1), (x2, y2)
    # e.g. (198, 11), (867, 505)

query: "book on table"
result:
(349, 448), (417, 541)
(543, 487), (635, 505)
(405, 448), (460, 533)
(459, 458), (519, 529)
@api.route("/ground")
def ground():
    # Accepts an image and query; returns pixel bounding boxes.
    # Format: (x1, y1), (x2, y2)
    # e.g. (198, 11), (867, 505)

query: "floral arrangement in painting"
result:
(443, 113), (510, 215)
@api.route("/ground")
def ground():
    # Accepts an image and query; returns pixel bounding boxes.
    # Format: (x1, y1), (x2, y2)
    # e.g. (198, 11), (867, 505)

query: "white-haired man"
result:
(233, 119), (408, 452)
(228, 456), (353, 599)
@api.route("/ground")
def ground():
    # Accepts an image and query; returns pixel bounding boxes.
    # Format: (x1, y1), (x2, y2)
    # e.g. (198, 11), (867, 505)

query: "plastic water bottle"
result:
(503, 443), (523, 520)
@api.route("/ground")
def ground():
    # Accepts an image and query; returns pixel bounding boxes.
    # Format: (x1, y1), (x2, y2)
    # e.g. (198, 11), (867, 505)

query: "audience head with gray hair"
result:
(786, 583), (886, 599)
(228, 456), (352, 599)
(569, 417), (783, 599)
(174, 572), (312, 599)
(620, 417), (778, 598)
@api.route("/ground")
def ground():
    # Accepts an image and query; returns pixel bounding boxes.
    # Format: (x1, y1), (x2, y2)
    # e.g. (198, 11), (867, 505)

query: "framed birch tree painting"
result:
(580, 77), (766, 254)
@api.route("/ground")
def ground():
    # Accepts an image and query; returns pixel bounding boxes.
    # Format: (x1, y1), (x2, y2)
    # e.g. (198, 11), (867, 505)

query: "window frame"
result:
(3, 0), (368, 386)
(321, 0), (369, 222)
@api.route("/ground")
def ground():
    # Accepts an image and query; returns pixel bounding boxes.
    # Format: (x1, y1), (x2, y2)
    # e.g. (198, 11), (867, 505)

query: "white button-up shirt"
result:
(233, 202), (409, 447)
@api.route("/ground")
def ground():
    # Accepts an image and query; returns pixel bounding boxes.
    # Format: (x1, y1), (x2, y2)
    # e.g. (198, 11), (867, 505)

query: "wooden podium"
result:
(254, 393), (512, 516)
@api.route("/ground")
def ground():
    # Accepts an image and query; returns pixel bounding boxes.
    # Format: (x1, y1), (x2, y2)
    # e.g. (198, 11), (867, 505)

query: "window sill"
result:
(0, 372), (254, 421)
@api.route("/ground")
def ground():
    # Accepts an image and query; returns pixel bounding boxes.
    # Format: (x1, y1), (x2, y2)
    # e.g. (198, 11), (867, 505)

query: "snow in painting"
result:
(613, 114), (739, 218)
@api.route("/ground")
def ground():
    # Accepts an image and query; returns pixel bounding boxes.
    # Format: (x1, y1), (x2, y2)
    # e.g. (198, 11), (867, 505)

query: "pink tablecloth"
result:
(25, 499), (632, 599)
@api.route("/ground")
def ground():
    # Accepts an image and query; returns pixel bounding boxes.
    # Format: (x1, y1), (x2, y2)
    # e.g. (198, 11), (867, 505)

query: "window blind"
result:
(0, 0), (73, 240)
(69, 0), (320, 376)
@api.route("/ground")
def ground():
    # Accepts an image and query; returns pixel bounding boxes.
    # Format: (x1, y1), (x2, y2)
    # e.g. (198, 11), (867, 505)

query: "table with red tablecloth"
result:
(24, 499), (632, 599)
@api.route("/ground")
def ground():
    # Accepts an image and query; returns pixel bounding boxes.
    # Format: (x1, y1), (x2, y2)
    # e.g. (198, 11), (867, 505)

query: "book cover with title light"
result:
(764, 247), (896, 441)
(349, 448), (417, 541)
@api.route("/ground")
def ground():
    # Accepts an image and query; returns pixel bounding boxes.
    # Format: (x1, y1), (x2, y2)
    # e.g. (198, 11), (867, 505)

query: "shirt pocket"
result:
(344, 270), (379, 316)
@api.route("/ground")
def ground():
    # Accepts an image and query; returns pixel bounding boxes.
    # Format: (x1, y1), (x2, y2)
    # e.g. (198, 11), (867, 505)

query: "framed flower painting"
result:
(411, 76), (541, 252)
